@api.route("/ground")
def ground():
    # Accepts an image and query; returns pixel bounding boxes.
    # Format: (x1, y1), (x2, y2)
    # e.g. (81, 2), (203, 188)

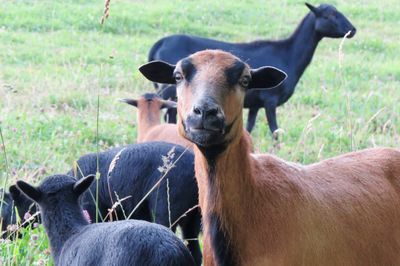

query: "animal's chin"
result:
(184, 128), (226, 147)
(343, 29), (356, 38)
(346, 31), (356, 38)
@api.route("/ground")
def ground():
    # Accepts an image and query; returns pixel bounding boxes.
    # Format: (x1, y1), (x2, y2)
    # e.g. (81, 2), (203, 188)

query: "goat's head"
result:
(139, 50), (286, 148)
(16, 175), (94, 211)
(120, 93), (177, 112)
(9, 184), (37, 223)
(305, 3), (356, 38)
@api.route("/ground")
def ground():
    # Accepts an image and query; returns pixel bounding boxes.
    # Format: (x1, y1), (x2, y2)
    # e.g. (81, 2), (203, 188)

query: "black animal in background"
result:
(148, 3), (356, 135)
(0, 188), (15, 237)
(0, 185), (37, 238)
(5, 142), (201, 265)
(16, 175), (195, 266)
(68, 142), (202, 266)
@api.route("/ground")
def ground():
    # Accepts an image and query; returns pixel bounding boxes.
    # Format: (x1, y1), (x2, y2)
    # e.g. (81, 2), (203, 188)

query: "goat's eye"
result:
(174, 73), (183, 83)
(327, 12), (336, 19)
(239, 77), (250, 88)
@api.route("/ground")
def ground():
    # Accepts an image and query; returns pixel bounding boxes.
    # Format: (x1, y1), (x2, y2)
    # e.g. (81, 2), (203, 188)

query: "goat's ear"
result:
(160, 99), (177, 109)
(119, 98), (138, 107)
(16, 181), (42, 203)
(9, 184), (21, 199)
(305, 3), (320, 16)
(249, 66), (287, 89)
(73, 175), (94, 196)
(139, 61), (176, 84)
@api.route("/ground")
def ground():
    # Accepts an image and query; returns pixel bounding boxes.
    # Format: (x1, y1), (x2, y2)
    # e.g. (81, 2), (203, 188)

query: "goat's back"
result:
(70, 142), (197, 223)
(249, 147), (400, 265)
(142, 124), (193, 149)
(59, 220), (195, 266)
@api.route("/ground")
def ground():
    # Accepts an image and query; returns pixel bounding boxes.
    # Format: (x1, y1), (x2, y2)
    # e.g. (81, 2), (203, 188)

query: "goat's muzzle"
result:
(183, 99), (227, 147)
(347, 27), (356, 38)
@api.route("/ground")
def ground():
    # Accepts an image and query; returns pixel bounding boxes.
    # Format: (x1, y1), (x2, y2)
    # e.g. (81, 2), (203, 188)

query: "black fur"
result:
(225, 60), (245, 88)
(1, 189), (15, 237)
(0, 186), (38, 238)
(8, 142), (202, 265)
(16, 175), (195, 266)
(180, 58), (197, 83)
(68, 142), (202, 266)
(148, 3), (356, 133)
(206, 162), (238, 266)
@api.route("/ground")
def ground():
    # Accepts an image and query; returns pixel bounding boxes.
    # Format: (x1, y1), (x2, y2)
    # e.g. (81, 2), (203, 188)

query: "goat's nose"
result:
(348, 26), (356, 38)
(192, 104), (219, 118)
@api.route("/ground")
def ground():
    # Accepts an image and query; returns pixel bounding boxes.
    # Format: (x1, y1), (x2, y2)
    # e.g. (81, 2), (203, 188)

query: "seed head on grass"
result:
(108, 148), (126, 179)
(100, 0), (111, 25)
(158, 147), (176, 173)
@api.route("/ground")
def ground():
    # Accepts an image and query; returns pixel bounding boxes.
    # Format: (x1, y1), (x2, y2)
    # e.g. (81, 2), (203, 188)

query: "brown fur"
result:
(176, 50), (400, 265)
(126, 94), (193, 149)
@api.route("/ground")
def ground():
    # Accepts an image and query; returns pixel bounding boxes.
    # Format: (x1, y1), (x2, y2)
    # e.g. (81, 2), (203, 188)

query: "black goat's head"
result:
(306, 3), (356, 38)
(16, 175), (94, 213)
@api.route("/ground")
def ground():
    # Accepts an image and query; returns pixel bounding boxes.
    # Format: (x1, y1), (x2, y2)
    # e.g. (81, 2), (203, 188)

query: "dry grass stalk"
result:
(170, 204), (199, 229)
(126, 147), (188, 220)
(104, 194), (132, 222)
(100, 0), (111, 25)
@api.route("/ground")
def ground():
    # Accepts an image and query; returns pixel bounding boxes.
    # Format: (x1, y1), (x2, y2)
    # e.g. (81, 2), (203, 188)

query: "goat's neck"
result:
(136, 109), (160, 142)
(42, 204), (88, 263)
(194, 129), (255, 265)
(288, 13), (322, 78)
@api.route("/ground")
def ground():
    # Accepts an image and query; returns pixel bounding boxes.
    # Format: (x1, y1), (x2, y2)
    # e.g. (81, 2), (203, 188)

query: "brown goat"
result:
(139, 50), (400, 266)
(120, 93), (193, 148)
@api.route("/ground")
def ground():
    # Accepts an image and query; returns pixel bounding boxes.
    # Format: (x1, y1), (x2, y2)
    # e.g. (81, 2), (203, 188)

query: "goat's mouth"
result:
(346, 28), (356, 38)
(183, 122), (227, 147)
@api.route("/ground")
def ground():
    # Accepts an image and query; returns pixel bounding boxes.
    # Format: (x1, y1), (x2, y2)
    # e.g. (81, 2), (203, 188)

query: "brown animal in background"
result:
(120, 93), (193, 149)
(139, 50), (400, 266)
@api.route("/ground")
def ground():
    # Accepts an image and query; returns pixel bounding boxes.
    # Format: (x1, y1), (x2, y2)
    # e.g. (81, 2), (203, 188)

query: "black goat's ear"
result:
(73, 175), (94, 196)
(9, 184), (21, 199)
(305, 2), (320, 16)
(119, 98), (138, 107)
(249, 66), (287, 89)
(161, 99), (177, 109)
(16, 181), (42, 203)
(139, 61), (176, 84)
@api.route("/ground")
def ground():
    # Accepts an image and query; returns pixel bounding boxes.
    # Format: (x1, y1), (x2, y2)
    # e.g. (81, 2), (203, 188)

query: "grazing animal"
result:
(148, 3), (356, 134)
(0, 185), (37, 238)
(68, 142), (202, 265)
(139, 50), (400, 266)
(120, 93), (193, 149)
(0, 188), (15, 237)
(16, 175), (195, 266)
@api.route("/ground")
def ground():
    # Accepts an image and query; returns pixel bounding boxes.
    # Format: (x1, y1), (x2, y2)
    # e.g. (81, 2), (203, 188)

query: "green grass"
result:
(0, 0), (399, 264)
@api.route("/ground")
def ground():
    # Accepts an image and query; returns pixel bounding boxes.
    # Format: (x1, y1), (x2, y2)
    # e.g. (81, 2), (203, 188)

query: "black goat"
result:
(67, 142), (202, 265)
(0, 185), (37, 238)
(3, 142), (201, 264)
(148, 3), (356, 134)
(0, 188), (15, 237)
(16, 175), (195, 266)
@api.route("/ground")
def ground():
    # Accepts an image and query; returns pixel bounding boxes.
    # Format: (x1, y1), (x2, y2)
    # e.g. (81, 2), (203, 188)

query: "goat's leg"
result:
(166, 108), (177, 124)
(181, 210), (202, 266)
(264, 103), (279, 138)
(246, 108), (259, 132)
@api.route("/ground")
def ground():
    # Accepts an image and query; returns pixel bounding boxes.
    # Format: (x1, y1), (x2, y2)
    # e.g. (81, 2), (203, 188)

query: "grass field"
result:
(1, 0), (399, 264)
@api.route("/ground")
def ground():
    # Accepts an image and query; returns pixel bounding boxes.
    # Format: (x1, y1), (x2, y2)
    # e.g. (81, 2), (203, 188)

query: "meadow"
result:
(0, 0), (399, 264)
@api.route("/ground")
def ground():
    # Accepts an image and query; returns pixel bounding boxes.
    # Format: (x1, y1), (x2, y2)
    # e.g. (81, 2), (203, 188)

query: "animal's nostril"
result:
(192, 105), (219, 117)
(193, 107), (202, 115)
(206, 107), (219, 116)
